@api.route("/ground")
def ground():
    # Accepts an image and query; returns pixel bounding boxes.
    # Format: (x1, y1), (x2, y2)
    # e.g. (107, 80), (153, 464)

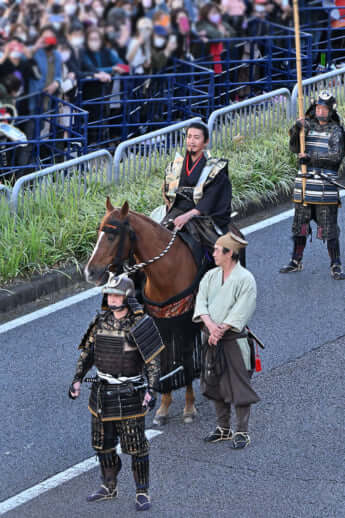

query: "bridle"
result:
(101, 217), (178, 275)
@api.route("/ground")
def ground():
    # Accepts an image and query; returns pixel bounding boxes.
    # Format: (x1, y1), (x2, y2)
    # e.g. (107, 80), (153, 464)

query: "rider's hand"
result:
(69, 381), (81, 399)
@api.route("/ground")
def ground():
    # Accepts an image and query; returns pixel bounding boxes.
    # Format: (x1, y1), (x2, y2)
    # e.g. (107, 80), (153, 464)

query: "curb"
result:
(0, 190), (293, 315)
(0, 264), (85, 314)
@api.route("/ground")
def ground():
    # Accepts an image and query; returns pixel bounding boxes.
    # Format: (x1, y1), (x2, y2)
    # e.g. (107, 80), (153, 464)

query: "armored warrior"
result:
(280, 90), (345, 279)
(69, 274), (164, 512)
(154, 122), (232, 253)
(193, 233), (260, 449)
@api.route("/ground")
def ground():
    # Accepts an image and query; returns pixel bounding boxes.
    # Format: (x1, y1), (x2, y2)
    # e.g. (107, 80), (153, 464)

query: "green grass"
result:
(0, 122), (297, 283)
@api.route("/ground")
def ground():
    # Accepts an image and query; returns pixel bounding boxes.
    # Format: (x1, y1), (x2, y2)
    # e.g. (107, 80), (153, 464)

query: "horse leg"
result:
(153, 392), (172, 426)
(183, 384), (197, 423)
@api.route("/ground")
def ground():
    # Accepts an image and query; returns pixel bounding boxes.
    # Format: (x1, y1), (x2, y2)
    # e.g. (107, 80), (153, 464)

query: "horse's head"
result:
(84, 198), (135, 285)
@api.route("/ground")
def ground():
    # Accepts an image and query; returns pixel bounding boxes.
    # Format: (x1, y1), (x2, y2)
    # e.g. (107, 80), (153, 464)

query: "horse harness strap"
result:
(102, 218), (136, 274)
(102, 217), (178, 275)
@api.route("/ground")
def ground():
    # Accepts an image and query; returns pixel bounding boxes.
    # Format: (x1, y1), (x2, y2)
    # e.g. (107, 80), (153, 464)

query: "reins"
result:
(101, 217), (178, 275)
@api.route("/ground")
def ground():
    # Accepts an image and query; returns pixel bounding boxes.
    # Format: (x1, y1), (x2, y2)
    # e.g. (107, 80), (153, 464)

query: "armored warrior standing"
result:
(280, 90), (345, 279)
(69, 274), (164, 512)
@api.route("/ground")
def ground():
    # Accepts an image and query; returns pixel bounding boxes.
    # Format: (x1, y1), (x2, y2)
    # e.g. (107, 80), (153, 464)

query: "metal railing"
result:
(10, 149), (113, 214)
(112, 117), (202, 184)
(291, 66), (345, 116)
(208, 88), (292, 148)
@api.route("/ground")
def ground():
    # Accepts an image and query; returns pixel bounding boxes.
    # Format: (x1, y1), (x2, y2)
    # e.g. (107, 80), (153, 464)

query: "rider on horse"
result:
(158, 122), (232, 257)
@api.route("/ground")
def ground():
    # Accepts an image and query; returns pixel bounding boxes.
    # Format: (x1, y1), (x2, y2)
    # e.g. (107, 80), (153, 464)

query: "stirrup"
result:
(204, 426), (233, 443)
(330, 264), (345, 280)
(136, 492), (151, 511)
(86, 484), (118, 502)
(231, 432), (251, 450)
(279, 259), (303, 274)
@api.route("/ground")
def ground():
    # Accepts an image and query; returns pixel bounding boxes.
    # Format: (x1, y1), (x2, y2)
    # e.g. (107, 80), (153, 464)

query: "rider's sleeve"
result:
(72, 321), (97, 383)
(195, 169), (232, 219)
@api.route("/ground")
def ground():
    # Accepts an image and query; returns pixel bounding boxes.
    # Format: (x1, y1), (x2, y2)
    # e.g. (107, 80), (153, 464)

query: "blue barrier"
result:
(299, 4), (345, 69)
(0, 93), (88, 179)
(191, 22), (313, 107)
(77, 60), (214, 152)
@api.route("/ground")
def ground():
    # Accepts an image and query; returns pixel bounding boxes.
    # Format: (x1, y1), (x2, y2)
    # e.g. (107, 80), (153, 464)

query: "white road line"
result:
(2, 193), (345, 336)
(0, 429), (162, 515)
(0, 287), (102, 336)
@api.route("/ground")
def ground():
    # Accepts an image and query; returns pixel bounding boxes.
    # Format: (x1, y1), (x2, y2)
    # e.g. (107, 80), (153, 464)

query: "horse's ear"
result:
(106, 197), (114, 212)
(120, 201), (129, 217)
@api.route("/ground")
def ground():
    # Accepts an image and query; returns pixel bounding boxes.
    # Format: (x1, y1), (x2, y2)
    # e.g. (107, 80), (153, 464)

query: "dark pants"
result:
(214, 400), (251, 432)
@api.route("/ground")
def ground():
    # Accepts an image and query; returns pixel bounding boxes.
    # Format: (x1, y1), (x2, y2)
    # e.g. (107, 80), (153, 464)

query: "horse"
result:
(85, 197), (245, 425)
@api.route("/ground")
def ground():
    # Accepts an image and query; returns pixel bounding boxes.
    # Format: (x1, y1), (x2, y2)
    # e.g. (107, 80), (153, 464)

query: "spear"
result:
(292, 0), (307, 205)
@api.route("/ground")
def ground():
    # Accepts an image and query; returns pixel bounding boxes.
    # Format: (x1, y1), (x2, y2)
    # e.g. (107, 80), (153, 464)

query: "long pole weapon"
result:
(292, 0), (307, 205)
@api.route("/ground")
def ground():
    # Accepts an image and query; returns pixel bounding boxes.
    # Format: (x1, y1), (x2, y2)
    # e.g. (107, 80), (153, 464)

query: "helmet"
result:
(102, 273), (135, 297)
(316, 90), (336, 111)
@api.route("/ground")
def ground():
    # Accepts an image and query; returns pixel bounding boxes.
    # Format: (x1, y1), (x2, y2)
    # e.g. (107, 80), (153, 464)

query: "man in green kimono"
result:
(193, 232), (260, 449)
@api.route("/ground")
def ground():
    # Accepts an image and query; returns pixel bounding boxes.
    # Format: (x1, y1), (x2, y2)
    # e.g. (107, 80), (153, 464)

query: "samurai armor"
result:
(129, 315), (164, 364)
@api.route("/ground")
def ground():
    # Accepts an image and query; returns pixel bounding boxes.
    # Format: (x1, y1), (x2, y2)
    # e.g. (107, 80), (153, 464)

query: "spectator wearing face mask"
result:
(220, 0), (249, 37)
(136, 0), (156, 20)
(126, 17), (153, 74)
(196, 3), (235, 40)
(41, 0), (68, 39)
(196, 3), (235, 73)
(80, 27), (125, 76)
(150, 25), (177, 73)
(0, 37), (40, 114)
(171, 7), (196, 59)
(28, 25), (62, 112)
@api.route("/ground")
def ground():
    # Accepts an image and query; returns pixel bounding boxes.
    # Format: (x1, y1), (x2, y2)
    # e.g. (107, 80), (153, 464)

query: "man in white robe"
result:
(193, 232), (260, 449)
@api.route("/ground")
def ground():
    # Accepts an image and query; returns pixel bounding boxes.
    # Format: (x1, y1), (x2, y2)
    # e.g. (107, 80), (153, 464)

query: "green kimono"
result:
(193, 262), (256, 370)
(193, 262), (259, 409)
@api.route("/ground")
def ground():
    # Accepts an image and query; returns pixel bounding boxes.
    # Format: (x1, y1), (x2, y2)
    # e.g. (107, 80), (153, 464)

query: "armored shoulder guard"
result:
(77, 313), (101, 350)
(129, 314), (165, 364)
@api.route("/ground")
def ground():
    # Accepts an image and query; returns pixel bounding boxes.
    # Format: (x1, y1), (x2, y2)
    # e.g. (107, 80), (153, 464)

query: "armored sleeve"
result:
(72, 319), (98, 383)
(309, 125), (344, 170)
(289, 121), (311, 153)
(144, 355), (160, 391)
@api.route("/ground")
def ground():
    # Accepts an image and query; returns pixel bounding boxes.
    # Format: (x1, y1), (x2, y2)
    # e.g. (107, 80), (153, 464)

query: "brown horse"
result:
(85, 198), (200, 424)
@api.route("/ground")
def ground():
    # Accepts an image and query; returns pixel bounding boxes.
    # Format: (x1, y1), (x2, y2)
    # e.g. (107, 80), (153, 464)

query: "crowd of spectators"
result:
(0, 0), (295, 116)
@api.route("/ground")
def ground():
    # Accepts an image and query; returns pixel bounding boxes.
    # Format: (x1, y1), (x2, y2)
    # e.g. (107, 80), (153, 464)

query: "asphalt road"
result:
(1, 206), (345, 517)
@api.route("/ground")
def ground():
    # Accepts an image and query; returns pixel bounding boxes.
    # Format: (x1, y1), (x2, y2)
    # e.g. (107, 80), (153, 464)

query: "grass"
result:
(0, 122), (297, 283)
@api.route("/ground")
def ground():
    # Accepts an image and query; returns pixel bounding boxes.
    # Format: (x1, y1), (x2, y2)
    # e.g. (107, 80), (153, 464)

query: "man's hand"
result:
(44, 80), (59, 95)
(174, 209), (200, 230)
(69, 381), (81, 399)
(142, 390), (156, 411)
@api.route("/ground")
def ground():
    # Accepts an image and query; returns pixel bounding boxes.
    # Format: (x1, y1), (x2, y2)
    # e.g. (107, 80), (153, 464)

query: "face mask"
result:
(171, 0), (182, 9)
(178, 15), (189, 32)
(88, 40), (101, 51)
(70, 36), (84, 48)
(94, 6), (104, 16)
(15, 33), (27, 42)
(142, 0), (152, 8)
(106, 30), (117, 42)
(64, 4), (77, 16)
(10, 50), (22, 59)
(60, 50), (71, 62)
(53, 22), (61, 31)
(209, 13), (221, 24)
(154, 35), (165, 47)
(155, 0), (165, 4)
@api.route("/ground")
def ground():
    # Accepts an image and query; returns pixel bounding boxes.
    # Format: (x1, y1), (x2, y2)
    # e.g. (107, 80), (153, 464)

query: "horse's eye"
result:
(107, 235), (115, 242)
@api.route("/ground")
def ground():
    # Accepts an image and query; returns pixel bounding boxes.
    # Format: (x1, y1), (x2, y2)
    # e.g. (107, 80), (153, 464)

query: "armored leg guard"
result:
(327, 239), (345, 279)
(132, 454), (149, 493)
(87, 450), (121, 502)
(280, 237), (306, 274)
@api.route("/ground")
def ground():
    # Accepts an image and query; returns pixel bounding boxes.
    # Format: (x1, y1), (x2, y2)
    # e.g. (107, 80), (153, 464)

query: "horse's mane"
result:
(107, 207), (172, 237)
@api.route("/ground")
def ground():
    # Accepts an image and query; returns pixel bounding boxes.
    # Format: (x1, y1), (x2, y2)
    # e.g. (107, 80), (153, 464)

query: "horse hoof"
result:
(183, 410), (197, 424)
(153, 415), (168, 426)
